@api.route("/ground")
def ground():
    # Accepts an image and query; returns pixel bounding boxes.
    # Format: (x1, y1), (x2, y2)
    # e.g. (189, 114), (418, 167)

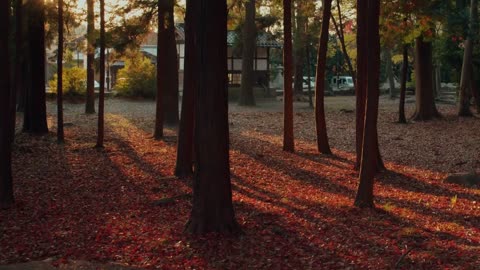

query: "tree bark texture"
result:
(470, 66), (480, 113)
(1, 0), (14, 209)
(458, 0), (477, 117)
(331, 1), (356, 86)
(385, 48), (395, 99)
(398, 44), (408, 124)
(185, 0), (240, 234)
(412, 36), (440, 121)
(15, 0), (25, 113)
(175, 0), (196, 177)
(314, 0), (333, 155)
(96, 0), (105, 148)
(283, 0), (294, 152)
(23, 0), (48, 135)
(293, 2), (306, 95)
(306, 42), (313, 108)
(434, 65), (441, 98)
(57, 0), (65, 143)
(85, 0), (95, 114)
(354, 0), (381, 208)
(163, 0), (179, 127)
(11, 0), (23, 142)
(355, 0), (383, 170)
(155, 0), (179, 137)
(154, 7), (165, 139)
(239, 0), (256, 106)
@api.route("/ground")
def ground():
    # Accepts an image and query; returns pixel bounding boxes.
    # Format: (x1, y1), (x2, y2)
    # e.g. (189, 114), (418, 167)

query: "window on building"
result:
(256, 47), (268, 58)
(256, 59), (268, 71)
(229, 73), (242, 85)
(233, 59), (242, 71)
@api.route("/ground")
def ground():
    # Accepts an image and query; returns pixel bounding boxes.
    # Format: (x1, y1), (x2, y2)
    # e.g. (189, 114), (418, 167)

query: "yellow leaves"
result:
(450, 195), (458, 208)
(396, 226), (424, 238)
(382, 202), (395, 212)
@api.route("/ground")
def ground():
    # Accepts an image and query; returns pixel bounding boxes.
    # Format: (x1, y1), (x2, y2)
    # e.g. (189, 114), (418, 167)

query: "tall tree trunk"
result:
(96, 0), (105, 148)
(306, 40), (313, 108)
(398, 44), (408, 124)
(435, 65), (441, 97)
(15, 0), (25, 113)
(1, 0), (14, 209)
(85, 0), (95, 114)
(314, 0), (332, 155)
(470, 65), (480, 113)
(175, 0), (196, 177)
(283, 0), (294, 152)
(163, 2), (179, 127)
(155, 0), (179, 136)
(57, 0), (64, 143)
(12, 0), (23, 141)
(385, 48), (395, 99)
(432, 65), (438, 98)
(458, 0), (477, 117)
(23, 0), (48, 135)
(355, 0), (383, 171)
(185, 0), (240, 234)
(293, 2), (306, 95)
(239, 0), (256, 106)
(354, 0), (381, 208)
(154, 5), (165, 139)
(411, 36), (440, 121)
(331, 1), (356, 86)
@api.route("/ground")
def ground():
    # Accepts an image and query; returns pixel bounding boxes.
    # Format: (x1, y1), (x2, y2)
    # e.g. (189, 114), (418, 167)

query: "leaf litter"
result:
(0, 97), (479, 269)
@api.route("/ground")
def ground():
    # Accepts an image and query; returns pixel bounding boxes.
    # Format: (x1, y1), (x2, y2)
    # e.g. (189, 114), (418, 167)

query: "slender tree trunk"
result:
(155, 0), (179, 137)
(435, 65), (441, 97)
(314, 0), (332, 155)
(154, 5), (165, 139)
(239, 0), (256, 106)
(1, 0), (14, 209)
(355, 0), (367, 169)
(432, 65), (438, 98)
(398, 44), (408, 123)
(175, 0), (196, 177)
(293, 2), (306, 95)
(85, 0), (95, 114)
(470, 65), (480, 113)
(458, 0), (477, 117)
(283, 0), (294, 152)
(96, 0), (105, 148)
(331, 1), (356, 85)
(306, 41), (313, 108)
(385, 48), (395, 99)
(16, 0), (25, 113)
(354, 0), (383, 171)
(163, 1), (179, 127)
(57, 0), (64, 143)
(11, 0), (22, 142)
(23, 0), (48, 135)
(354, 0), (381, 208)
(411, 36), (440, 121)
(185, 0), (240, 234)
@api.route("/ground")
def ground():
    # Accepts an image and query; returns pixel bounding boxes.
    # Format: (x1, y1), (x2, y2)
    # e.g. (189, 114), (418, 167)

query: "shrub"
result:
(114, 53), (156, 98)
(48, 67), (87, 97)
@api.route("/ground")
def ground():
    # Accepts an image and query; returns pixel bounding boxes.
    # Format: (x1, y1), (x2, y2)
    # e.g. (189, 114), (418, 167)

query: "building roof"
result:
(175, 24), (281, 48)
(227, 31), (282, 48)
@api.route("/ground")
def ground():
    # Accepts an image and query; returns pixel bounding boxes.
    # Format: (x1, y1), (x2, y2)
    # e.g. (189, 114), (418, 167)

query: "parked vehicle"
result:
(275, 76), (316, 95)
(330, 76), (354, 93)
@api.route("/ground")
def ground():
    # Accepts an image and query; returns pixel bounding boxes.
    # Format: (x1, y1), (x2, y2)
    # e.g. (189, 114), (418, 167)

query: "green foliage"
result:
(48, 67), (87, 96)
(114, 52), (156, 98)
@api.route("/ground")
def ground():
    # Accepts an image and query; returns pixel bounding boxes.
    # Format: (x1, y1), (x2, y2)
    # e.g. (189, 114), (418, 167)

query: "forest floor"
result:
(1, 96), (479, 269)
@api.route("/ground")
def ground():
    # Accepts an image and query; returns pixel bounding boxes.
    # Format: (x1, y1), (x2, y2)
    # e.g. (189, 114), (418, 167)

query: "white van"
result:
(330, 76), (354, 92)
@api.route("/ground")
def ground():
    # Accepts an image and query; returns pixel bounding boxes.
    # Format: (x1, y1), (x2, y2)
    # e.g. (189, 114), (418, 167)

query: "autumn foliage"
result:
(1, 99), (479, 268)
